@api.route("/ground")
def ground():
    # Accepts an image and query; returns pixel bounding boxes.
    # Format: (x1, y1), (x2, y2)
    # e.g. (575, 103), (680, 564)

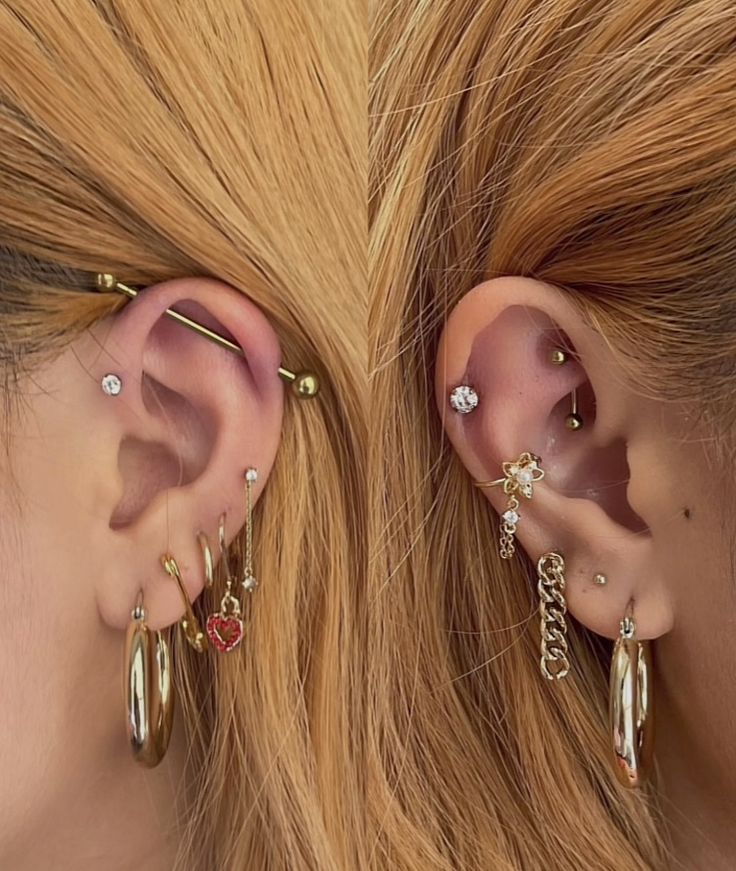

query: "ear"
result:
(78, 277), (284, 631)
(435, 276), (674, 641)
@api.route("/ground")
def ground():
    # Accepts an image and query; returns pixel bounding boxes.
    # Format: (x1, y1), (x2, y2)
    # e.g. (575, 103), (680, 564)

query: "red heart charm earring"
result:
(205, 512), (244, 653)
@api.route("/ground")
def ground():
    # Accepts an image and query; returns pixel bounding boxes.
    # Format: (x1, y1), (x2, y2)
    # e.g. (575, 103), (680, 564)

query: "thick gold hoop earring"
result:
(609, 600), (654, 788)
(124, 592), (175, 767)
(161, 554), (208, 652)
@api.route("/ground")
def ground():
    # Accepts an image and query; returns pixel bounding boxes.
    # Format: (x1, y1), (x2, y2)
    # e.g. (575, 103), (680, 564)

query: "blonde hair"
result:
(370, 1), (736, 868)
(0, 2), (365, 869)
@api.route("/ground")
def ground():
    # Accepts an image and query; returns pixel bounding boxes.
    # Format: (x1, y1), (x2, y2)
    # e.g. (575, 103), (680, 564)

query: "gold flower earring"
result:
(474, 452), (545, 558)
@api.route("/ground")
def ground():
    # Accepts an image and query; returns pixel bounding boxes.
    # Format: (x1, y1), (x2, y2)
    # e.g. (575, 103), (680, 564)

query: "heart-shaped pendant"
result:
(206, 614), (244, 653)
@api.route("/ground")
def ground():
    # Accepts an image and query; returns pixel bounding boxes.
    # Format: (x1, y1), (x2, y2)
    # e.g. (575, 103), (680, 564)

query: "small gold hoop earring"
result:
(609, 600), (654, 788)
(124, 592), (175, 767)
(197, 531), (215, 588)
(161, 554), (208, 652)
(537, 552), (570, 680)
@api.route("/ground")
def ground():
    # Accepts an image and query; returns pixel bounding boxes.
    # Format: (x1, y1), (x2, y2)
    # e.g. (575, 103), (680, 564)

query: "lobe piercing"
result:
(101, 373), (123, 396)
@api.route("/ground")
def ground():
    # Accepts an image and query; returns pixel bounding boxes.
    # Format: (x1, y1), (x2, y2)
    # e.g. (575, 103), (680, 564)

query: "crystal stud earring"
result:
(449, 385), (479, 414)
(101, 373), (123, 396)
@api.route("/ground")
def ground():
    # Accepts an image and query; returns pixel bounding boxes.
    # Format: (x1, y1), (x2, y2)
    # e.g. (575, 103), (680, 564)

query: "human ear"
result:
(65, 276), (284, 631)
(435, 276), (674, 641)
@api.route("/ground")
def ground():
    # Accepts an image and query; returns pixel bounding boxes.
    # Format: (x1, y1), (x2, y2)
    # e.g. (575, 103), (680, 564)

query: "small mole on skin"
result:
(683, 508), (691, 520)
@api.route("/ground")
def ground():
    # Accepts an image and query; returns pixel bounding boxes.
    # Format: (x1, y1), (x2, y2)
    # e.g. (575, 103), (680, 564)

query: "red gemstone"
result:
(206, 614), (244, 653)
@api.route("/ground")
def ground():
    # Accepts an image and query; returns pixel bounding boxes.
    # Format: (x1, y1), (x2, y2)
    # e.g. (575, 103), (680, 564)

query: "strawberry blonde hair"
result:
(0, 2), (365, 868)
(370, 1), (736, 868)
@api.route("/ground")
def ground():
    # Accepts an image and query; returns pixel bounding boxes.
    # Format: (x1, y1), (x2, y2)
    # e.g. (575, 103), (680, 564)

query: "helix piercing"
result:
(449, 385), (479, 414)
(95, 273), (320, 398)
(550, 347), (583, 430)
(101, 373), (123, 396)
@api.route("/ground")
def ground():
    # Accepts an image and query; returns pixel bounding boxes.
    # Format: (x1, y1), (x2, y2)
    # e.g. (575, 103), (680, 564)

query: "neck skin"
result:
(656, 628), (736, 871)
(0, 624), (185, 871)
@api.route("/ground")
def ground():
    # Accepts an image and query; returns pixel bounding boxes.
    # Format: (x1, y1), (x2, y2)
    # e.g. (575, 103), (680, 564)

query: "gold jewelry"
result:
(206, 512), (245, 653)
(474, 452), (544, 559)
(95, 273), (320, 398)
(161, 554), (208, 652)
(609, 600), (654, 788)
(197, 531), (215, 588)
(537, 552), (570, 680)
(242, 468), (258, 592)
(593, 573), (608, 586)
(550, 347), (583, 430)
(124, 592), (175, 767)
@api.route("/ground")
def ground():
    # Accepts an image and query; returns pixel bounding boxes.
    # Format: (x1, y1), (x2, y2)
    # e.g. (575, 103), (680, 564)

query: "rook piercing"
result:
(101, 373), (123, 396)
(473, 452), (544, 559)
(551, 347), (584, 430)
(161, 554), (208, 652)
(449, 385), (479, 414)
(95, 273), (320, 398)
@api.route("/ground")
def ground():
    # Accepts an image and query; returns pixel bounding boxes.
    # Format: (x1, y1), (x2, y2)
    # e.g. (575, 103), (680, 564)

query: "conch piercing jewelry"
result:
(101, 373), (123, 396)
(206, 513), (245, 653)
(537, 552), (570, 680)
(242, 468), (258, 592)
(550, 347), (583, 431)
(609, 599), (654, 788)
(124, 591), (175, 767)
(473, 452), (545, 559)
(161, 554), (208, 652)
(95, 273), (320, 398)
(449, 385), (479, 414)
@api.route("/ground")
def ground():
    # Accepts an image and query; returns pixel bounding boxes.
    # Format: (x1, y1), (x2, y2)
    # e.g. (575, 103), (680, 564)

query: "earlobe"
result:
(79, 276), (284, 633)
(436, 276), (674, 643)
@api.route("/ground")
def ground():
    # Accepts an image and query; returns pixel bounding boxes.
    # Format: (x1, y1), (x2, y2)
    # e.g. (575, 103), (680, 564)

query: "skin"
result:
(436, 276), (736, 871)
(0, 278), (283, 870)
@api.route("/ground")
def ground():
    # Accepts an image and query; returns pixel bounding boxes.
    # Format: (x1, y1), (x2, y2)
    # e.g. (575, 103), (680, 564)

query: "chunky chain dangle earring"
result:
(609, 600), (654, 788)
(124, 591), (175, 767)
(161, 554), (208, 652)
(536, 552), (570, 680)
(205, 513), (245, 653)
(242, 468), (259, 593)
(473, 452), (545, 558)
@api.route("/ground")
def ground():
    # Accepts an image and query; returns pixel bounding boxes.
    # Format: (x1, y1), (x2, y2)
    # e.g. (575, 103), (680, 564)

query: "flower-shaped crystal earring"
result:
(473, 452), (545, 558)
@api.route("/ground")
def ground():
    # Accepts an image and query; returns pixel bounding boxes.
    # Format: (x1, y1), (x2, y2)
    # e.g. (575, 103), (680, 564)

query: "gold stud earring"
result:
(95, 273), (320, 398)
(537, 552), (570, 680)
(474, 452), (545, 559)
(124, 591), (175, 767)
(550, 347), (583, 430)
(205, 513), (245, 653)
(609, 600), (654, 788)
(161, 554), (208, 652)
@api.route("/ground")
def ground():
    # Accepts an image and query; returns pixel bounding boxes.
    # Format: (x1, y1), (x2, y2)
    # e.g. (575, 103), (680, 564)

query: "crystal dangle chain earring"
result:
(242, 468), (258, 593)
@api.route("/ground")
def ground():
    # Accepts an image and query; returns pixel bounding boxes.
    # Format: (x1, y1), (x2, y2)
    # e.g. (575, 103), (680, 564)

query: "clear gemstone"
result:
(243, 575), (258, 592)
(245, 468), (258, 482)
(101, 373), (122, 396)
(449, 385), (479, 414)
(502, 509), (519, 525)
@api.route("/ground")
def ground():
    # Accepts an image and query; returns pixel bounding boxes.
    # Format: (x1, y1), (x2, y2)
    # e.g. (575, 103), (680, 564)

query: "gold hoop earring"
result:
(609, 600), (654, 788)
(197, 531), (215, 588)
(205, 513), (245, 653)
(124, 592), (175, 767)
(537, 552), (570, 680)
(161, 554), (208, 652)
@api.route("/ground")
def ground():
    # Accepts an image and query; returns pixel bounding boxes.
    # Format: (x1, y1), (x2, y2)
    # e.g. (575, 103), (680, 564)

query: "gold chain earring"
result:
(124, 592), (175, 767)
(161, 554), (208, 652)
(537, 552), (570, 680)
(205, 513), (245, 653)
(610, 600), (654, 788)
(474, 452), (545, 558)
(242, 468), (259, 592)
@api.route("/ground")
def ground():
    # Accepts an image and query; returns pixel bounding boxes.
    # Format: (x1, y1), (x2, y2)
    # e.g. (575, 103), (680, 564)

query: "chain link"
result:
(537, 552), (570, 680)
